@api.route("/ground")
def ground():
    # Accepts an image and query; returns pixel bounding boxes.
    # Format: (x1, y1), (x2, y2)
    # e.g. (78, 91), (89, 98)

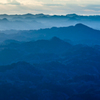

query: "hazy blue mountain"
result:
(0, 36), (99, 99)
(0, 37), (72, 65)
(0, 36), (100, 66)
(0, 23), (100, 45)
(0, 47), (100, 100)
(0, 13), (100, 30)
(0, 18), (44, 30)
(0, 15), (100, 100)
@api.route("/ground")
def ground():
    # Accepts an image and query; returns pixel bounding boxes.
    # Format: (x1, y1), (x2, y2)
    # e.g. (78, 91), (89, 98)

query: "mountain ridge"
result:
(0, 23), (100, 45)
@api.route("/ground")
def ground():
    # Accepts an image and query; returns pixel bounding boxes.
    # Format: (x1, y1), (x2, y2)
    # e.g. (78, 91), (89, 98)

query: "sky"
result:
(0, 0), (100, 15)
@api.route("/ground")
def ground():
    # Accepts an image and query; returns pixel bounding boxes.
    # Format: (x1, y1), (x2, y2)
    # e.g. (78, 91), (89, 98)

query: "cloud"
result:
(0, 0), (100, 15)
(44, 4), (63, 7)
(7, 0), (21, 5)
(0, 0), (21, 5)
(85, 5), (100, 11)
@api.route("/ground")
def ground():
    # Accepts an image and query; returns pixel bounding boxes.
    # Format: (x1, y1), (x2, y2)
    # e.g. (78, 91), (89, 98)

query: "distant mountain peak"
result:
(24, 13), (33, 16)
(75, 23), (86, 26)
(75, 23), (91, 29)
(51, 36), (61, 40)
(2, 18), (9, 21)
(66, 13), (78, 17)
(35, 13), (48, 17)
(35, 13), (44, 15)
(50, 37), (64, 42)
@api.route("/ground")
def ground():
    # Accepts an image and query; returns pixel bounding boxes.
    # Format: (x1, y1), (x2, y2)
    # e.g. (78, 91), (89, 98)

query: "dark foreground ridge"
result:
(0, 35), (100, 99)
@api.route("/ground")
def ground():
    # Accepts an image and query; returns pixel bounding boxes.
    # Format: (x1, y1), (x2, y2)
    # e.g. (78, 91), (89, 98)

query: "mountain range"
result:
(0, 36), (100, 100)
(0, 23), (100, 45)
(0, 17), (100, 100)
(0, 13), (100, 30)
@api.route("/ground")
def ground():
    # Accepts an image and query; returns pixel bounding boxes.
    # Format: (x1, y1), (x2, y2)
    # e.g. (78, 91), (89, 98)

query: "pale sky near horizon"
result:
(0, 0), (100, 15)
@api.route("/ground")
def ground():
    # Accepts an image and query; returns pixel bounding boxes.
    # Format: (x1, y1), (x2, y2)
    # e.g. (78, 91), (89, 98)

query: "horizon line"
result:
(0, 13), (100, 16)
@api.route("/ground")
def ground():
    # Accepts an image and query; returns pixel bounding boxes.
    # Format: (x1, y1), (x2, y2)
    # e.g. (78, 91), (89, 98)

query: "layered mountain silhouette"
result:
(0, 17), (100, 100)
(0, 43), (100, 99)
(0, 13), (100, 30)
(0, 23), (100, 45)
(0, 37), (72, 65)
